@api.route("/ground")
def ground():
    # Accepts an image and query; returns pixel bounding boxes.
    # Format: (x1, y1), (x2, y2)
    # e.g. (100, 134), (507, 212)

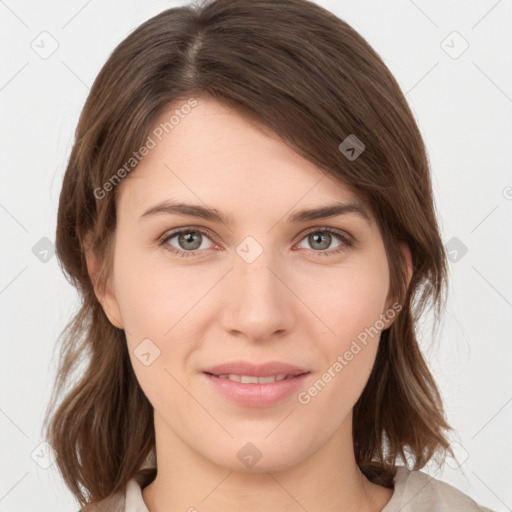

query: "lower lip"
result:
(203, 372), (310, 408)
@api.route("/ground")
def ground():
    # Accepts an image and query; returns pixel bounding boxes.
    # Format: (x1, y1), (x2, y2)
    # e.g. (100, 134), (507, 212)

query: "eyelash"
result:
(158, 226), (354, 258)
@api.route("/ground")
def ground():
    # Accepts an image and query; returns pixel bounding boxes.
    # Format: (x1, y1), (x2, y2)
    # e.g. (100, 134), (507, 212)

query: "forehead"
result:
(116, 96), (372, 227)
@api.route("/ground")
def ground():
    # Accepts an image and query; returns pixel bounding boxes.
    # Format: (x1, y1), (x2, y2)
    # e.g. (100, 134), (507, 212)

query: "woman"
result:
(43, 0), (494, 510)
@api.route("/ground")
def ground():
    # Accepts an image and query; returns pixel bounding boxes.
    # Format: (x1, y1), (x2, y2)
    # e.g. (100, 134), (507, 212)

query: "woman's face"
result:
(91, 96), (410, 472)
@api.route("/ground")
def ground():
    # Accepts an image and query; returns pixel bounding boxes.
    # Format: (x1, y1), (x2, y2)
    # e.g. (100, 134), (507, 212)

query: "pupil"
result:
(310, 232), (330, 250)
(179, 231), (201, 250)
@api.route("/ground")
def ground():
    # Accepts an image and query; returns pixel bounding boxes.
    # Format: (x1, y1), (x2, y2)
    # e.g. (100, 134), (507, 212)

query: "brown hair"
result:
(43, 0), (455, 507)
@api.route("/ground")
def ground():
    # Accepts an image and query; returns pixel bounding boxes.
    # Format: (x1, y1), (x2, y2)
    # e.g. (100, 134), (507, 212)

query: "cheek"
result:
(111, 243), (209, 387)
(307, 255), (389, 389)
(112, 243), (199, 339)
(314, 258), (389, 340)
(111, 253), (188, 408)
(302, 269), (388, 417)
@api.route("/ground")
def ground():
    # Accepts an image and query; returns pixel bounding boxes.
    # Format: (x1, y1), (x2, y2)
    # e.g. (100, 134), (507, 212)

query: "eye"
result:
(295, 227), (353, 256)
(160, 228), (215, 258)
(158, 226), (353, 258)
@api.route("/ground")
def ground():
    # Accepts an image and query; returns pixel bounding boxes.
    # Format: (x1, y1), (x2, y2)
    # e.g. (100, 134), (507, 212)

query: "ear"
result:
(383, 241), (413, 328)
(399, 241), (413, 291)
(84, 234), (124, 330)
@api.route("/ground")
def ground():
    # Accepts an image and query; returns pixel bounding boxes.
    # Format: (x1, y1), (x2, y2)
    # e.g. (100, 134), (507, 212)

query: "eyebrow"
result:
(139, 199), (372, 226)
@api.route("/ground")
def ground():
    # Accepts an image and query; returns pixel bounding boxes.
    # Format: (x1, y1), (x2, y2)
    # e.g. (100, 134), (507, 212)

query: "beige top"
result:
(84, 465), (495, 511)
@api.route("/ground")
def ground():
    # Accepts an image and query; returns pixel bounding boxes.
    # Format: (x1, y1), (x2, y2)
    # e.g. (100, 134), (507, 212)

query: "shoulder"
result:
(79, 490), (125, 512)
(382, 465), (495, 512)
(78, 471), (151, 512)
(80, 466), (496, 512)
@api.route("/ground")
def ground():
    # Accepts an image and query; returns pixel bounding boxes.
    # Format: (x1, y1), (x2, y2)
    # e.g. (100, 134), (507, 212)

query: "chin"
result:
(201, 436), (310, 474)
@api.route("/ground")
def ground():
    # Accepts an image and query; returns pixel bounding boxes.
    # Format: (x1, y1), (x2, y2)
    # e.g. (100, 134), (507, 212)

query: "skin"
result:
(86, 96), (412, 512)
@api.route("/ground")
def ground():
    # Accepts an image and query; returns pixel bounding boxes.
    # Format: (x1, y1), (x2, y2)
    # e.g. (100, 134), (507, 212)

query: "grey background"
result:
(1, 0), (511, 510)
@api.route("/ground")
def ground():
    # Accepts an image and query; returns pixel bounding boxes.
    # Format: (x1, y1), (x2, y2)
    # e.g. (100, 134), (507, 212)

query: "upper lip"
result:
(202, 361), (310, 377)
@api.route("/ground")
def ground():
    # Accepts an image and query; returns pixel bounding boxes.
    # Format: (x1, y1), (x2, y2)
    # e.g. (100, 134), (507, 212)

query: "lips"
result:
(202, 360), (310, 379)
(215, 374), (290, 384)
(201, 361), (311, 407)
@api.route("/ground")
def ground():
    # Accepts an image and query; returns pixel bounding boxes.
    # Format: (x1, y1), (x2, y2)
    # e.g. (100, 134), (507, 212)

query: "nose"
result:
(218, 240), (296, 342)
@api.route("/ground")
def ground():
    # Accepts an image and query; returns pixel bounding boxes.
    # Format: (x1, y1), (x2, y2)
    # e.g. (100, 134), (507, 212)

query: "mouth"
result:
(204, 372), (309, 384)
(202, 360), (309, 378)
(202, 370), (311, 407)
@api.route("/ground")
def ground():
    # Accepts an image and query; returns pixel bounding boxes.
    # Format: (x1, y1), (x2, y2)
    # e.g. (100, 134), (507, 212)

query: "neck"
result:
(142, 413), (391, 512)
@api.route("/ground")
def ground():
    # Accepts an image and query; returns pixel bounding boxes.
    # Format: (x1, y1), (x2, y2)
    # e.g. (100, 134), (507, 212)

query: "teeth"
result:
(241, 375), (259, 384)
(216, 374), (289, 383)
